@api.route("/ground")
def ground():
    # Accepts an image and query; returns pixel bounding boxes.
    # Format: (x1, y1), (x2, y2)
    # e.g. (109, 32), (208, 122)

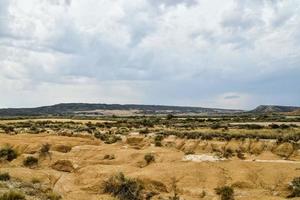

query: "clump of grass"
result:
(168, 177), (180, 200)
(94, 132), (121, 144)
(102, 172), (144, 200)
(104, 154), (115, 160)
(144, 153), (155, 165)
(23, 156), (38, 168)
(215, 186), (234, 200)
(0, 172), (10, 181)
(39, 143), (51, 157)
(0, 190), (25, 200)
(46, 192), (62, 200)
(154, 135), (163, 147)
(184, 150), (195, 155)
(31, 177), (41, 184)
(288, 177), (300, 198)
(0, 146), (17, 162)
(236, 150), (245, 160)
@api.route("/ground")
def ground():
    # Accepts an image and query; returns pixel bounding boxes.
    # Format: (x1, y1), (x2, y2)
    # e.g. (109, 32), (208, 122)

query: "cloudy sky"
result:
(0, 0), (299, 109)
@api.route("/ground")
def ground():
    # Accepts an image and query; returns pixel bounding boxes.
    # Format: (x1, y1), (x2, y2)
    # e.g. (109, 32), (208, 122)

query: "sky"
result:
(0, 0), (300, 110)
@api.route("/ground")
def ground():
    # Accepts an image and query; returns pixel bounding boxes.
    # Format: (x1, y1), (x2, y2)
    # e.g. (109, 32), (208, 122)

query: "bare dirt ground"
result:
(1, 134), (300, 200)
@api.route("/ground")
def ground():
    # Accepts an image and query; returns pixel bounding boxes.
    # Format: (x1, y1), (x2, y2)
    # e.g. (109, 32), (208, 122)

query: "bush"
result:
(103, 172), (144, 200)
(31, 178), (41, 184)
(168, 177), (180, 200)
(0, 190), (25, 200)
(154, 135), (163, 147)
(23, 156), (38, 167)
(46, 192), (62, 200)
(39, 143), (51, 157)
(144, 153), (155, 165)
(236, 150), (245, 160)
(288, 177), (300, 198)
(0, 172), (10, 181)
(104, 154), (115, 160)
(0, 146), (17, 161)
(215, 186), (234, 200)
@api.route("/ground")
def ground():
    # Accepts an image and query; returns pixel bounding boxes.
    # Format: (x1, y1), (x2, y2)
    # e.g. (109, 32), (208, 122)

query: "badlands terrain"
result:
(0, 114), (299, 200)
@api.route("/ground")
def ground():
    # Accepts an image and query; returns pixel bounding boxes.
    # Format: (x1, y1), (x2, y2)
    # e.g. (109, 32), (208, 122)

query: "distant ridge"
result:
(251, 105), (300, 113)
(1, 103), (299, 117)
(0, 103), (243, 116)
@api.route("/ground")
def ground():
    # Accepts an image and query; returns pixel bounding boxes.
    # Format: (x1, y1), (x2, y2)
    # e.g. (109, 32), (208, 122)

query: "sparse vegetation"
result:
(0, 190), (25, 200)
(0, 114), (299, 199)
(104, 154), (115, 160)
(0, 146), (17, 161)
(0, 172), (10, 181)
(288, 177), (300, 198)
(39, 143), (51, 158)
(102, 172), (144, 200)
(46, 192), (62, 200)
(215, 186), (234, 200)
(23, 156), (38, 168)
(168, 177), (180, 200)
(144, 153), (155, 165)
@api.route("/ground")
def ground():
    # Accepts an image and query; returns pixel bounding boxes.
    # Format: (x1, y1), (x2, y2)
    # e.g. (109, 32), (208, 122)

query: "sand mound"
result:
(53, 144), (72, 153)
(51, 160), (74, 172)
(273, 142), (294, 158)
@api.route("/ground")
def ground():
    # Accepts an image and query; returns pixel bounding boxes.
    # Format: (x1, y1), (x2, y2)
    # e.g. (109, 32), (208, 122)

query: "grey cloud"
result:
(0, 0), (300, 108)
(224, 95), (240, 100)
(148, 0), (198, 7)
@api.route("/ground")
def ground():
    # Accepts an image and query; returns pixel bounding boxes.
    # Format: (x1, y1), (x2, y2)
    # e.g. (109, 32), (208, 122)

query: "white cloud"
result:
(0, 0), (299, 108)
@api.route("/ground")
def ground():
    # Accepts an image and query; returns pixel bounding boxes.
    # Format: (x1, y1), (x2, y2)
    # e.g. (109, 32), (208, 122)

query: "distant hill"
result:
(0, 103), (243, 117)
(251, 105), (300, 113)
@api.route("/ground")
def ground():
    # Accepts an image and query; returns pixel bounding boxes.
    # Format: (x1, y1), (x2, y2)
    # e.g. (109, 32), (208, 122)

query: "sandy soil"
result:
(0, 134), (300, 200)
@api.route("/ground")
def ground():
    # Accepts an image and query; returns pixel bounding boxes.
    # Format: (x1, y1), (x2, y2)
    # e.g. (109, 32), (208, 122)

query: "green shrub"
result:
(154, 135), (163, 147)
(0, 146), (17, 161)
(144, 153), (155, 165)
(215, 186), (234, 200)
(103, 172), (144, 200)
(0, 172), (10, 181)
(288, 177), (300, 198)
(0, 190), (25, 200)
(23, 156), (38, 167)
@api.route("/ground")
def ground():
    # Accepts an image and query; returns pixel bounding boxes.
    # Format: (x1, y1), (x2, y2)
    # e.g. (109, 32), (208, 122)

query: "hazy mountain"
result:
(0, 103), (243, 116)
(251, 105), (300, 113)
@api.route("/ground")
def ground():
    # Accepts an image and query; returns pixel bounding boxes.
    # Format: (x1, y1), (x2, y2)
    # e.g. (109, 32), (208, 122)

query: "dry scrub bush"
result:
(39, 143), (51, 158)
(168, 177), (181, 200)
(0, 190), (25, 200)
(102, 172), (144, 200)
(23, 156), (38, 168)
(0, 145), (17, 162)
(215, 186), (234, 200)
(288, 177), (300, 198)
(0, 172), (10, 181)
(144, 153), (155, 165)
